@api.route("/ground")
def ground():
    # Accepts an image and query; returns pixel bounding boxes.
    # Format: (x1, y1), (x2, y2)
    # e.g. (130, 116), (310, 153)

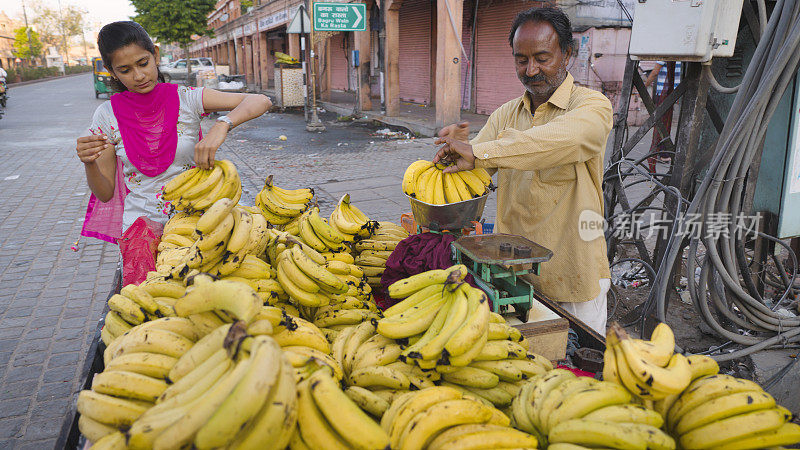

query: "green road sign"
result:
(313, 2), (367, 31)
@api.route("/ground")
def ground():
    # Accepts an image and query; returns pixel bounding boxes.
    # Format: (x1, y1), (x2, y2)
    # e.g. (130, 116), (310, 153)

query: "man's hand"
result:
(437, 121), (470, 142)
(433, 137), (476, 172)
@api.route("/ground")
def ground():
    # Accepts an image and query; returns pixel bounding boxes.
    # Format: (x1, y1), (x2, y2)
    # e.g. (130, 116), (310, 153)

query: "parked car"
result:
(160, 58), (215, 83)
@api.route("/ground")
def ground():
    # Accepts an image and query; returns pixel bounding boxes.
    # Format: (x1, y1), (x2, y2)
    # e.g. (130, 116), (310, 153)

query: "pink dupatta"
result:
(80, 83), (181, 243)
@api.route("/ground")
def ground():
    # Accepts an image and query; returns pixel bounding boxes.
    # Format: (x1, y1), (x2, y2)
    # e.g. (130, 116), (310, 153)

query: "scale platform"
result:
(451, 233), (552, 321)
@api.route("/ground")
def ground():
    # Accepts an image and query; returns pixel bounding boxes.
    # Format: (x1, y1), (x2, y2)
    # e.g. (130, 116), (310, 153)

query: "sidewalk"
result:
(209, 108), (497, 226)
(261, 88), (489, 137)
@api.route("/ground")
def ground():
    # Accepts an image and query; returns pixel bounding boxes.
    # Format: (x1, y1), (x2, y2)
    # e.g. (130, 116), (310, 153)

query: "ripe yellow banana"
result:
(76, 390), (150, 427)
(92, 370), (169, 402)
(173, 279), (261, 322)
(193, 336), (283, 448)
(228, 356), (298, 450)
(413, 166), (436, 203)
(104, 352), (176, 379)
(345, 386), (391, 418)
(674, 390), (776, 436)
(108, 293), (147, 325)
(309, 368), (391, 449)
(388, 265), (467, 298)
(291, 246), (347, 293)
(444, 285), (490, 357)
(273, 325), (331, 354)
(549, 419), (675, 450)
(403, 160), (434, 196)
(397, 398), (494, 450)
(182, 164), (223, 199)
(295, 379), (351, 450)
(164, 167), (202, 199)
(456, 170), (486, 197)
(151, 350), (255, 450)
(387, 386), (463, 446)
(679, 408), (786, 449)
(430, 169), (446, 204)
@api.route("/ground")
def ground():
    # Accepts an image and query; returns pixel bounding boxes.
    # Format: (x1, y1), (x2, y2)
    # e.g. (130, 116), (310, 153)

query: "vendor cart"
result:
(56, 269), (121, 450)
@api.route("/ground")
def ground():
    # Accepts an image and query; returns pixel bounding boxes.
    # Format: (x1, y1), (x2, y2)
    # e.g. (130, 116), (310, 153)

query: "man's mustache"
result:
(521, 73), (547, 84)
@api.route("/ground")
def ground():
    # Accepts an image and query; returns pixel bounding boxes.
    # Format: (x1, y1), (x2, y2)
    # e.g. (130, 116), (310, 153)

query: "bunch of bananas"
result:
(433, 319), (548, 409)
(165, 199), (271, 280)
(292, 366), (391, 450)
(79, 317), (201, 444)
(255, 176), (313, 226)
(290, 207), (353, 253)
(329, 322), (440, 403)
(329, 193), (377, 239)
(377, 266), (487, 365)
(354, 221), (409, 287)
(158, 211), (202, 252)
(402, 160), (493, 204)
(274, 51), (299, 65)
(604, 323), (692, 401)
(311, 298), (381, 339)
(511, 368), (675, 449)
(103, 284), (183, 345)
(163, 160), (242, 212)
(665, 373), (800, 449)
(380, 386), (538, 450)
(241, 307), (344, 383)
(273, 241), (350, 307)
(217, 254), (284, 305)
(126, 325), (297, 449)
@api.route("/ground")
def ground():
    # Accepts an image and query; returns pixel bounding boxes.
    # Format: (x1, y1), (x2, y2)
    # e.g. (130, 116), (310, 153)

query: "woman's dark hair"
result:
(508, 6), (574, 55)
(97, 21), (165, 92)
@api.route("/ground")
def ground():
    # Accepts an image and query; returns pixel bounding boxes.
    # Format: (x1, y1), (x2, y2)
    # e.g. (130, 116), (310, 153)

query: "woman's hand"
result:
(194, 122), (229, 169)
(76, 134), (114, 164)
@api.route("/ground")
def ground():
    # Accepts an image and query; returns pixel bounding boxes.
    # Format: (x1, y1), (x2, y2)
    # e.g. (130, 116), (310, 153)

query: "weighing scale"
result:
(406, 194), (553, 321)
(451, 234), (553, 321)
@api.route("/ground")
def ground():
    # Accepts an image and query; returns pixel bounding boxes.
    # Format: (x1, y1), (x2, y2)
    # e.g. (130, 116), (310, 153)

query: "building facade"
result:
(190, 0), (637, 125)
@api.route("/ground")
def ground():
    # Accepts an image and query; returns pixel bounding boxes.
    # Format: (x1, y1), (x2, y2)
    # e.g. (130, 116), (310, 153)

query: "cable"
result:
(648, 0), (800, 361)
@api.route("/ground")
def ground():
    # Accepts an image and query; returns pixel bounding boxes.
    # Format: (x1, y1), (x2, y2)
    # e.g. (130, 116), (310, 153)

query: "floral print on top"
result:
(88, 85), (205, 232)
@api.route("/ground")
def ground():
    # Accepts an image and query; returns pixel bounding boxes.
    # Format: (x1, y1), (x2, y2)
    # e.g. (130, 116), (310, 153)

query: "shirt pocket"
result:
(538, 164), (577, 185)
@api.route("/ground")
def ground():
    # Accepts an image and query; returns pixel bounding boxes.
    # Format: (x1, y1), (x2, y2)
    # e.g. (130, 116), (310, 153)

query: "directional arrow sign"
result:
(313, 2), (367, 31)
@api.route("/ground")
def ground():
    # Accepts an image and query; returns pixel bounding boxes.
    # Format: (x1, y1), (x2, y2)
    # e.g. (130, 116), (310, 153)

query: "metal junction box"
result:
(628, 0), (744, 62)
(755, 73), (800, 239)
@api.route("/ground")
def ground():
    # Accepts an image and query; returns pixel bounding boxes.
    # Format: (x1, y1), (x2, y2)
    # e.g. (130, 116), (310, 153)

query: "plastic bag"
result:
(119, 216), (163, 286)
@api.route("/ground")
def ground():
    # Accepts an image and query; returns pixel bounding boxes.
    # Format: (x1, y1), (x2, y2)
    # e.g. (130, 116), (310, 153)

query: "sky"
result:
(3, 0), (137, 30)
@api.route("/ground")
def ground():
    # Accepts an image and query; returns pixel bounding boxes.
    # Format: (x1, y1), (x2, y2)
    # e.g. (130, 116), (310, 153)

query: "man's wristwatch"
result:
(216, 115), (234, 130)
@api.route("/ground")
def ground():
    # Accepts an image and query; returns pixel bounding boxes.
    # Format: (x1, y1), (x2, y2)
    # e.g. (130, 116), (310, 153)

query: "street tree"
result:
(31, 1), (87, 66)
(12, 27), (43, 64)
(130, 0), (216, 83)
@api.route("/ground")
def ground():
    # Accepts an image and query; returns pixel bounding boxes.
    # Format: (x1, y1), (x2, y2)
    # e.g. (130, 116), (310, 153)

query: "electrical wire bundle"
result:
(650, 0), (800, 362)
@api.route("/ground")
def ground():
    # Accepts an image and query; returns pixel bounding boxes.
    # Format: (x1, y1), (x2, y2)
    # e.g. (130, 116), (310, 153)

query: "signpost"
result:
(312, 2), (367, 31)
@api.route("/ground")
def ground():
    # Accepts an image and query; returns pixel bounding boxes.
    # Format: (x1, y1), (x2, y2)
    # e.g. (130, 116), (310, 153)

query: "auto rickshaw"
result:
(93, 57), (114, 98)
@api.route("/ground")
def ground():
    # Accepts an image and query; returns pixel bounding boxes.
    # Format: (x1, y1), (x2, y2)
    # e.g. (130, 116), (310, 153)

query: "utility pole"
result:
(21, 0), (32, 67)
(306, 0), (324, 132)
(57, 0), (69, 67)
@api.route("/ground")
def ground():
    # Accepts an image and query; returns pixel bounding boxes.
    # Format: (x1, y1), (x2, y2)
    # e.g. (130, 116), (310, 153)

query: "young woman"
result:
(76, 21), (271, 237)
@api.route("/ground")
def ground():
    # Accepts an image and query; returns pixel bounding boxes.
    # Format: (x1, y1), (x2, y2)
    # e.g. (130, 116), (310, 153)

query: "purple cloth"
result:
(381, 233), (458, 288)
(380, 233), (480, 309)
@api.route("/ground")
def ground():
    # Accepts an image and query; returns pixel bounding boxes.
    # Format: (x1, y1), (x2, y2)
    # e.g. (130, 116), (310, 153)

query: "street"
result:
(0, 73), (496, 447)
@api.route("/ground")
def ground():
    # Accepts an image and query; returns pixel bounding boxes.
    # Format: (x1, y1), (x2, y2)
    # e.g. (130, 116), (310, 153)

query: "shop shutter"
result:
(461, 0), (474, 110)
(330, 33), (350, 91)
(475, 0), (542, 115)
(399, 0), (432, 104)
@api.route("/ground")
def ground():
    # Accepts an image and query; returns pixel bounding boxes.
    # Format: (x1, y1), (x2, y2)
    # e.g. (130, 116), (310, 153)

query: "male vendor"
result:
(434, 6), (613, 333)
